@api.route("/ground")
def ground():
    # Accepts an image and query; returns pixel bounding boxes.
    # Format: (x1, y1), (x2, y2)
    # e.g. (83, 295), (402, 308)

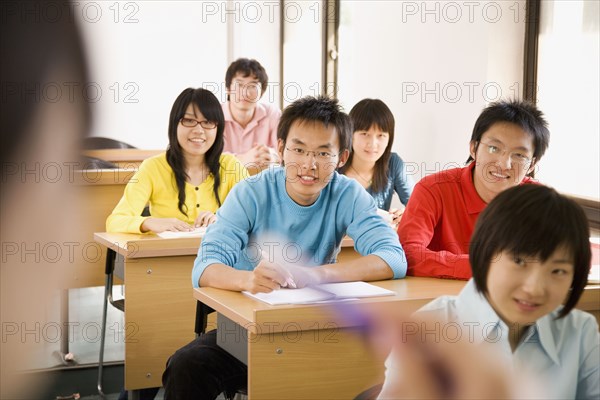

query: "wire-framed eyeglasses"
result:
(285, 147), (340, 161)
(479, 141), (533, 165)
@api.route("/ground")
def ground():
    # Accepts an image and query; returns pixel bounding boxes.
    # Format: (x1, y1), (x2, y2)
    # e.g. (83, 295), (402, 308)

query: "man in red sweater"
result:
(398, 100), (549, 279)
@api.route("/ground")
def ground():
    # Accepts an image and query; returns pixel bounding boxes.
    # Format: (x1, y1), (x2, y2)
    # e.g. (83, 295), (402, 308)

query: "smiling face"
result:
(278, 120), (349, 206)
(486, 247), (574, 328)
(176, 103), (217, 160)
(352, 125), (390, 164)
(470, 122), (535, 203)
(227, 73), (262, 114)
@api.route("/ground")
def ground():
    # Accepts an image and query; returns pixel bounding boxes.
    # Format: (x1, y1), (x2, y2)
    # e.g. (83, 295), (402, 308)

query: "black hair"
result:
(467, 100), (550, 177)
(225, 58), (268, 100)
(277, 96), (352, 153)
(166, 88), (225, 215)
(470, 184), (591, 318)
(339, 99), (395, 193)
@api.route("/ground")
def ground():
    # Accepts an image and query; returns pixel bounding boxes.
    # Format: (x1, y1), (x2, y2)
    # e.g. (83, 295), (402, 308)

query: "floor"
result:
(38, 286), (232, 399)
(42, 286), (130, 399)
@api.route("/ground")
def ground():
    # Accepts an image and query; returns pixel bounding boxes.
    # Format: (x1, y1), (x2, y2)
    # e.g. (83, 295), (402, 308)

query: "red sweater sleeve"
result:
(397, 182), (472, 280)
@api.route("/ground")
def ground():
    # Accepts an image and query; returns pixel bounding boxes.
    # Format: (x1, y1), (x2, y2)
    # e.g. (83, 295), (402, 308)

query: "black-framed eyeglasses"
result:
(285, 147), (340, 161)
(479, 141), (533, 165)
(180, 117), (217, 129)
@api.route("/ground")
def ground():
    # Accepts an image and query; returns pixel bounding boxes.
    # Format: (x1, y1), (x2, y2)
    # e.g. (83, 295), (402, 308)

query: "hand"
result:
(389, 206), (405, 226)
(245, 260), (289, 294)
(140, 217), (193, 233)
(237, 144), (273, 169)
(375, 315), (512, 400)
(194, 211), (216, 227)
(267, 146), (281, 164)
(275, 263), (323, 289)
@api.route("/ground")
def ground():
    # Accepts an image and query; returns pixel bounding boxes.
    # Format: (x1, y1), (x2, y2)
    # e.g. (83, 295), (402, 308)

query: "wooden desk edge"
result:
(94, 232), (355, 259)
(193, 288), (256, 332)
(193, 280), (600, 335)
(73, 168), (138, 185)
(83, 149), (163, 162)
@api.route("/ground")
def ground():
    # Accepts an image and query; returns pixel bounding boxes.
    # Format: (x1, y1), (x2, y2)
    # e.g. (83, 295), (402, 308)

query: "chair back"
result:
(83, 137), (137, 150)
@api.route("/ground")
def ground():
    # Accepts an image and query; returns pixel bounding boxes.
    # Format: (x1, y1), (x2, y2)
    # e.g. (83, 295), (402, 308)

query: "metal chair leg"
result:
(97, 273), (111, 397)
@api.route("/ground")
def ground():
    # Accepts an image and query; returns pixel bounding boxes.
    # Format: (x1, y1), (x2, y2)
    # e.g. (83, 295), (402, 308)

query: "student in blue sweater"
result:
(162, 96), (406, 399)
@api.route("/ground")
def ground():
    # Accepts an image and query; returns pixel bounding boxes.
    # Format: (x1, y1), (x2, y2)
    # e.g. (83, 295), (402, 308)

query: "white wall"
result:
(282, 0), (324, 107)
(229, 1), (281, 105)
(79, 0), (526, 163)
(78, 0), (280, 150)
(535, 0), (599, 200)
(338, 0), (526, 184)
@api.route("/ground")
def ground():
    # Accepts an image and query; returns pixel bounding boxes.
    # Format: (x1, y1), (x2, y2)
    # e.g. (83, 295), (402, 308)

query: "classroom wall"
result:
(78, 1), (279, 150)
(337, 0), (526, 185)
(79, 0), (525, 179)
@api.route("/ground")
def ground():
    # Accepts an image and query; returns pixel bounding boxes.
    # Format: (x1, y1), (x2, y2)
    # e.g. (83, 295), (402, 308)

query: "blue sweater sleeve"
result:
(390, 153), (415, 206)
(191, 179), (256, 288)
(345, 183), (407, 278)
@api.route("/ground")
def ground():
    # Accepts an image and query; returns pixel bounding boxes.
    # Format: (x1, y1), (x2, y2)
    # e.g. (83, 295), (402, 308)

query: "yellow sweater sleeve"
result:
(106, 158), (155, 233)
(106, 153), (249, 233)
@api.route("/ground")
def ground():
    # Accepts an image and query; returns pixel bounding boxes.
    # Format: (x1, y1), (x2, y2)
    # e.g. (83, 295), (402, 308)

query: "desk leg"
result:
(247, 327), (383, 399)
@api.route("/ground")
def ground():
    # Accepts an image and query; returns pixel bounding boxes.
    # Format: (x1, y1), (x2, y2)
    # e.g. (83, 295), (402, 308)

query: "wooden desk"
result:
(94, 232), (200, 390)
(68, 169), (135, 288)
(94, 230), (600, 394)
(194, 278), (600, 399)
(83, 149), (162, 169)
(93, 232), (359, 390)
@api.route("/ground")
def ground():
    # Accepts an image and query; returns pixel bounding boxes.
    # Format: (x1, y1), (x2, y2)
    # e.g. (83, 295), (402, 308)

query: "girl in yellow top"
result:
(107, 88), (248, 234)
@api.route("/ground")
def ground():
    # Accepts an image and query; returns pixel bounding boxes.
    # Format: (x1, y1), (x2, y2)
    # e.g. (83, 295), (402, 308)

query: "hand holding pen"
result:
(250, 250), (323, 292)
(246, 251), (297, 294)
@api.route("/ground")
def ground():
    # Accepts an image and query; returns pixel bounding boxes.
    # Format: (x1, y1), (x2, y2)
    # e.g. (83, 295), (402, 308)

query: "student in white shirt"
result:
(378, 184), (599, 399)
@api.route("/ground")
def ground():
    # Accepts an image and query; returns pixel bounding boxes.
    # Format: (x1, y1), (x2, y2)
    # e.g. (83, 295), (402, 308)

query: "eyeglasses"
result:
(180, 118), (217, 129)
(479, 141), (533, 165)
(285, 147), (340, 161)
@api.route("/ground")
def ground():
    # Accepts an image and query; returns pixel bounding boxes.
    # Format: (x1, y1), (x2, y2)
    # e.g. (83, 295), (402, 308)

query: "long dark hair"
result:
(339, 99), (395, 193)
(166, 88), (225, 216)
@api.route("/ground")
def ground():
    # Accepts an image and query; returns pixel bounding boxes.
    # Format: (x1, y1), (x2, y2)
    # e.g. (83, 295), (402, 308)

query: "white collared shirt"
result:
(380, 279), (600, 399)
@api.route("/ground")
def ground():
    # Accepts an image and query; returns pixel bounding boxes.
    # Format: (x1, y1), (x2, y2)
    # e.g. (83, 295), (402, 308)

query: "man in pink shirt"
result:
(398, 100), (549, 280)
(222, 58), (281, 173)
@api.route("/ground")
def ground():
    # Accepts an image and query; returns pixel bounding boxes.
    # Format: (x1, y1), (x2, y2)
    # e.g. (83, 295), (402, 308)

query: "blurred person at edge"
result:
(1, 1), (90, 397)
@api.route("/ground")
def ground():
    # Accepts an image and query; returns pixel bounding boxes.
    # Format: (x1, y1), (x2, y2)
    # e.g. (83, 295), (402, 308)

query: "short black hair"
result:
(467, 100), (550, 177)
(225, 58), (268, 98)
(470, 184), (591, 318)
(277, 96), (352, 153)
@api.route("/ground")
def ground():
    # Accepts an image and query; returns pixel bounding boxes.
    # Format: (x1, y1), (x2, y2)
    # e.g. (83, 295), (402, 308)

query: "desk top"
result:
(194, 278), (600, 335)
(72, 168), (137, 185)
(95, 232), (202, 258)
(83, 149), (163, 162)
(94, 232), (356, 258)
(194, 277), (466, 334)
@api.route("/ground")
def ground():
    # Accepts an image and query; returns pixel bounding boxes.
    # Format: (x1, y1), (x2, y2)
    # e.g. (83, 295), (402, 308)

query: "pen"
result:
(260, 250), (296, 288)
